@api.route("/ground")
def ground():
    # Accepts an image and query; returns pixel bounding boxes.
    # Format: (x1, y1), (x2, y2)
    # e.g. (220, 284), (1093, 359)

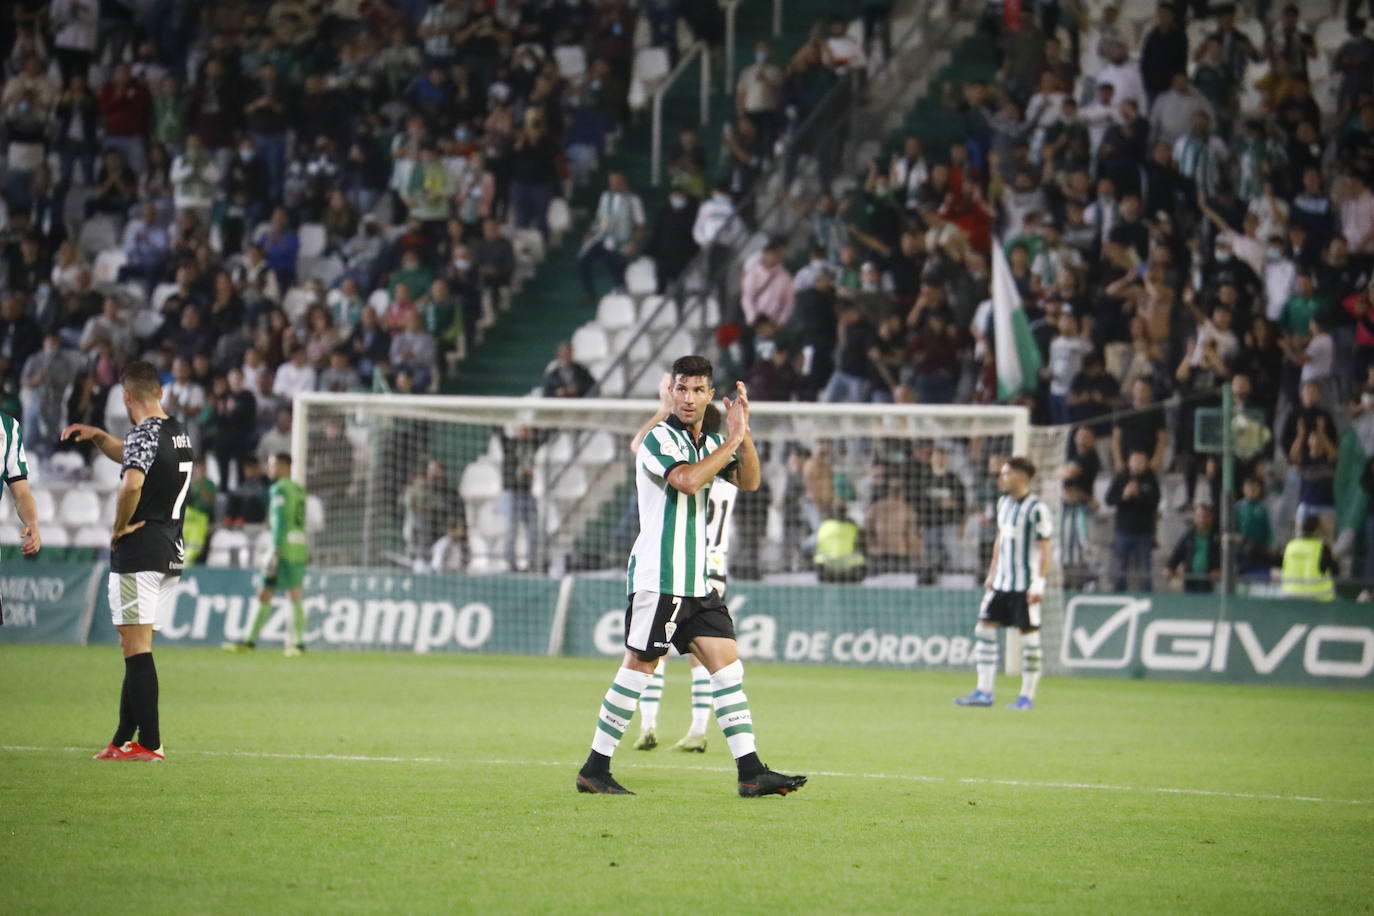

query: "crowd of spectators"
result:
(634, 0), (1373, 591)
(0, 0), (732, 499)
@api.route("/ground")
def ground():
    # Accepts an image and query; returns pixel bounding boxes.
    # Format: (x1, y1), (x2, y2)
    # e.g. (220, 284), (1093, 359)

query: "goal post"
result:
(292, 393), (1065, 673)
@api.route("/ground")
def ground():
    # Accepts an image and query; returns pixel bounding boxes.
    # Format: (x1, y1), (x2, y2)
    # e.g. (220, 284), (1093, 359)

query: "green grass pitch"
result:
(2, 645), (1371, 914)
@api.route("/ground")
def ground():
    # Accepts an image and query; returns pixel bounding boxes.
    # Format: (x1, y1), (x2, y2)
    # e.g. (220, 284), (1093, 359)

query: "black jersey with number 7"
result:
(111, 416), (195, 576)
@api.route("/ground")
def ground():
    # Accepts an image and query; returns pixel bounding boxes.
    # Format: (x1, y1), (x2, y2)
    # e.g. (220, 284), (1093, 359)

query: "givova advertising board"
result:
(1059, 594), (1374, 686)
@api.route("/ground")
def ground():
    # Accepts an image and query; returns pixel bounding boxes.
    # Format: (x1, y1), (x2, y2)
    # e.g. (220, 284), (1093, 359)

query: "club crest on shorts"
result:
(664, 621), (678, 642)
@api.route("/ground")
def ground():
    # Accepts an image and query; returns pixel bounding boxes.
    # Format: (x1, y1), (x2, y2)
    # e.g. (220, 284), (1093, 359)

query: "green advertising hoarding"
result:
(562, 577), (979, 669)
(0, 562), (99, 645)
(88, 568), (559, 655)
(11, 561), (1373, 688)
(1057, 593), (1374, 686)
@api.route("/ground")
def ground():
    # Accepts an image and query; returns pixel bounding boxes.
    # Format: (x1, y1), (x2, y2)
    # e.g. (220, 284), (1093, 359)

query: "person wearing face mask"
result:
(647, 189), (700, 294)
(221, 138), (269, 253)
(735, 41), (783, 157)
(1264, 235), (1299, 322)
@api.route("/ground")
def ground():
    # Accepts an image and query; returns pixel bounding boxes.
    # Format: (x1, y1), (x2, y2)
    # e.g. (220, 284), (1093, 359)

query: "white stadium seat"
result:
(547, 198), (572, 239)
(93, 248), (128, 285)
(297, 223), (327, 259)
(90, 457), (123, 492)
(553, 45), (587, 81)
(643, 296), (677, 331)
(43, 526), (72, 548)
(59, 489), (102, 527)
(32, 489), (56, 524)
(72, 526), (109, 548)
(577, 432), (618, 466)
(596, 294), (637, 332)
(611, 327), (654, 363)
(624, 258), (657, 296)
(49, 451), (87, 477)
(571, 325), (610, 364)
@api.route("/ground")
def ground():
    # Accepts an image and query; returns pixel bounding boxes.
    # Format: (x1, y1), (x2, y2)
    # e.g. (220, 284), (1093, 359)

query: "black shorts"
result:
(625, 590), (736, 659)
(978, 589), (1041, 630)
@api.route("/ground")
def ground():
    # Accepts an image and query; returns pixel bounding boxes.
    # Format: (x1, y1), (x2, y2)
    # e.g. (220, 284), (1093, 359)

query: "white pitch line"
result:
(3, 745), (1369, 806)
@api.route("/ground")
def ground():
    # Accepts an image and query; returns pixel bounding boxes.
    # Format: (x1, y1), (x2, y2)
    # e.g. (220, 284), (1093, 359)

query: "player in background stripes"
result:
(627, 378), (731, 754)
(955, 456), (1053, 710)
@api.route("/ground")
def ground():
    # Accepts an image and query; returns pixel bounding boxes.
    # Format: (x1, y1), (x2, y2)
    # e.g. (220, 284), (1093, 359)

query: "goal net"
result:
(293, 393), (1069, 672)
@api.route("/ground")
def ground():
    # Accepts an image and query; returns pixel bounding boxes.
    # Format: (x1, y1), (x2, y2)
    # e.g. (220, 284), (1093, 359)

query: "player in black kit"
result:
(64, 361), (195, 762)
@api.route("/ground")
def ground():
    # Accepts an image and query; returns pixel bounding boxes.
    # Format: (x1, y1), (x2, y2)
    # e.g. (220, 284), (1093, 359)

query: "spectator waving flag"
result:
(992, 237), (1041, 402)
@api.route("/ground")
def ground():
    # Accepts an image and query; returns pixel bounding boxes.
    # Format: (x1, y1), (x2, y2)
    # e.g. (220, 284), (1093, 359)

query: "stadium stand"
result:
(1, 0), (1370, 596)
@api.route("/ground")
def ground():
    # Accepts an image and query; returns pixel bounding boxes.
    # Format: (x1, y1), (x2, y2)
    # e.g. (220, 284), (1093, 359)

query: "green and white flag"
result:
(992, 238), (1042, 401)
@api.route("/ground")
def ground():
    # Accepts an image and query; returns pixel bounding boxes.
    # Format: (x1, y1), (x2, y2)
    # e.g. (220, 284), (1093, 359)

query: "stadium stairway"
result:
(446, 0), (843, 397)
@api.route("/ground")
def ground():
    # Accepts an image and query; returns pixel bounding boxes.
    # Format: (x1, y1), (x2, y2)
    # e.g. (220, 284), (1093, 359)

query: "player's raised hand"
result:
(723, 391), (748, 443)
(62, 423), (104, 443)
(19, 524), (40, 557)
(657, 372), (674, 413)
(734, 380), (750, 411)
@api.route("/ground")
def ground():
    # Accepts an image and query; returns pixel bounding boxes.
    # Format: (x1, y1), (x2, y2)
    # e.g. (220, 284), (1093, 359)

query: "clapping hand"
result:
(722, 381), (750, 443)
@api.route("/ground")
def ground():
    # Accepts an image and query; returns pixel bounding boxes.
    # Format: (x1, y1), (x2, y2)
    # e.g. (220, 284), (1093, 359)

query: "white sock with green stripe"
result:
(590, 667), (652, 759)
(1020, 631), (1043, 700)
(974, 623), (998, 694)
(688, 663), (711, 737)
(638, 660), (664, 731)
(710, 661), (756, 758)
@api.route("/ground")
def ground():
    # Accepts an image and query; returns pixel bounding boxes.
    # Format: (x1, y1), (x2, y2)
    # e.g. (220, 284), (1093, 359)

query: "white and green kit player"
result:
(575, 356), (806, 797)
(627, 383), (735, 754)
(224, 453), (310, 655)
(955, 456), (1052, 710)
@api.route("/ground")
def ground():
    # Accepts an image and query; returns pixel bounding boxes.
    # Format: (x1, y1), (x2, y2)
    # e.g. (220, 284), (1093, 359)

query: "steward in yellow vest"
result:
(1281, 515), (1337, 602)
(815, 503), (866, 583)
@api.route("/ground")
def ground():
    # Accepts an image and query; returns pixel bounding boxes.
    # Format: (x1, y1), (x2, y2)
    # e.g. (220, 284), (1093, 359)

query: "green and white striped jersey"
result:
(0, 413), (28, 561)
(0, 414), (29, 488)
(629, 415), (736, 597)
(993, 492), (1053, 592)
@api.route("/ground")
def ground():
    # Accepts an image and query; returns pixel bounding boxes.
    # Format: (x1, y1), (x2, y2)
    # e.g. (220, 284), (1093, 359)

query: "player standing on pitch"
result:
(955, 456), (1052, 710)
(627, 378), (732, 754)
(223, 452), (310, 656)
(65, 361), (195, 761)
(576, 356), (805, 796)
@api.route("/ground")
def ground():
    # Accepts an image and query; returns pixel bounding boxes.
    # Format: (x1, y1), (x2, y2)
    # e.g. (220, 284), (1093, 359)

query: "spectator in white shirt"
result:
(1341, 173), (1374, 256)
(257, 407), (293, 465)
(1263, 234), (1297, 321)
(889, 136), (928, 212)
(824, 16), (865, 74)
(1093, 38), (1147, 112)
(272, 347), (318, 399)
(1080, 82), (1120, 156)
(171, 133), (221, 225)
(736, 41), (784, 153)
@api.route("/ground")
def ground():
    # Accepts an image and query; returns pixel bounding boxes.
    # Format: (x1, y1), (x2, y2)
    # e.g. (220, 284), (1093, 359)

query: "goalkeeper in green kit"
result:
(223, 453), (310, 656)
